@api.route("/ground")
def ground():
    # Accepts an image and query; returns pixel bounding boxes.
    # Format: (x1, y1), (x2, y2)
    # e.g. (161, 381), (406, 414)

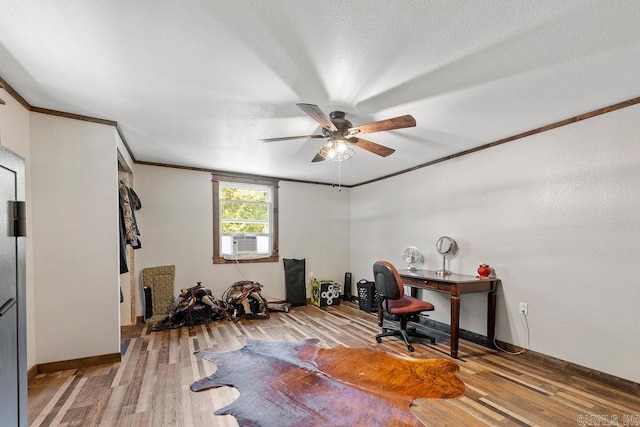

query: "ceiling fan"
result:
(260, 103), (416, 162)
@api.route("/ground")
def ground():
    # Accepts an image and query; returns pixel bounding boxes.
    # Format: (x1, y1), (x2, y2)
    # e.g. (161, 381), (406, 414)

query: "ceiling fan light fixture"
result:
(260, 104), (415, 163)
(319, 137), (355, 162)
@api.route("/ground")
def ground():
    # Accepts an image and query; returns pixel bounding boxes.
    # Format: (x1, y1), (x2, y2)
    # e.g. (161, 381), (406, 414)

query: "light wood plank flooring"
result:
(28, 302), (640, 426)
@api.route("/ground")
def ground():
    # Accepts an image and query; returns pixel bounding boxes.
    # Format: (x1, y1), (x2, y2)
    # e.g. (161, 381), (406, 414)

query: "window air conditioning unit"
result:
(232, 235), (258, 254)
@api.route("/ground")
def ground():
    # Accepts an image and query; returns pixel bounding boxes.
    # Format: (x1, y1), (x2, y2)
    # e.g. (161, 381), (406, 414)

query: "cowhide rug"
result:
(190, 338), (465, 426)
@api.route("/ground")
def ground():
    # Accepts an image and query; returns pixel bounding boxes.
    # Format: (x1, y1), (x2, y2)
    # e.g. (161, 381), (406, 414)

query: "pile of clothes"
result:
(151, 283), (226, 331)
(222, 281), (270, 321)
(151, 281), (288, 330)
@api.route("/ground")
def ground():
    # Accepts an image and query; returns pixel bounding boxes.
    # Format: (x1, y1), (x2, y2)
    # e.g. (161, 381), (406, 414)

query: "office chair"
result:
(373, 261), (436, 352)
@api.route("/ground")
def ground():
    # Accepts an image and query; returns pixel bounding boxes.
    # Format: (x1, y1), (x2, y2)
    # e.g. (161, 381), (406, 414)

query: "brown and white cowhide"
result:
(190, 338), (465, 426)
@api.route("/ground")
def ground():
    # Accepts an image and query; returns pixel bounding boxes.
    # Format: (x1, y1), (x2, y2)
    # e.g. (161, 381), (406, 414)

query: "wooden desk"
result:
(398, 269), (499, 359)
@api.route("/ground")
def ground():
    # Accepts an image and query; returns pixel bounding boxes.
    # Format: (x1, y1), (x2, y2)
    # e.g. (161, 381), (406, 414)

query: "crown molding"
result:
(3, 73), (639, 188)
(352, 96), (640, 187)
(30, 106), (116, 126)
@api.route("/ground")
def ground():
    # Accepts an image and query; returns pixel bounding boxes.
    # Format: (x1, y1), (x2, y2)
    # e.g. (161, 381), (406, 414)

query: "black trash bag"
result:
(283, 258), (306, 306)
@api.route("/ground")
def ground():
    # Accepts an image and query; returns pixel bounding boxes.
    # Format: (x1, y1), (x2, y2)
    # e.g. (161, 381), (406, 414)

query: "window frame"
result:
(212, 172), (279, 264)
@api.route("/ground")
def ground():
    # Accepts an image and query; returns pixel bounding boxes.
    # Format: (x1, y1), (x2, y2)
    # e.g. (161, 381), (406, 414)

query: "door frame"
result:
(117, 150), (136, 326)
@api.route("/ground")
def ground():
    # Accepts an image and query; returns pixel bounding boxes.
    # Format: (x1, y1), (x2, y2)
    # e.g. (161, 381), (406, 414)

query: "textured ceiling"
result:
(1, 1), (640, 185)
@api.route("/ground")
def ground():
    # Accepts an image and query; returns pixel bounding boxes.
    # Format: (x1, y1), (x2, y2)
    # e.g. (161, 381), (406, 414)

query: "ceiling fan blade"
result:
(260, 134), (325, 142)
(311, 152), (325, 162)
(348, 114), (416, 136)
(350, 137), (396, 157)
(297, 103), (338, 132)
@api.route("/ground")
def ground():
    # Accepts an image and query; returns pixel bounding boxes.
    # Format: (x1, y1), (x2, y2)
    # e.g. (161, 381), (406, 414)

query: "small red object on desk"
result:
(477, 263), (491, 278)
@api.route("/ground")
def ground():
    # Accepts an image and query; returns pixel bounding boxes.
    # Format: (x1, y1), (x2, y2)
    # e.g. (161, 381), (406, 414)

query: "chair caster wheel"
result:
(376, 337), (382, 343)
(408, 345), (415, 352)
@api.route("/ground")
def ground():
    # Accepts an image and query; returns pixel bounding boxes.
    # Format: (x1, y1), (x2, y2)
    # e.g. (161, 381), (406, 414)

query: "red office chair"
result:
(373, 261), (436, 352)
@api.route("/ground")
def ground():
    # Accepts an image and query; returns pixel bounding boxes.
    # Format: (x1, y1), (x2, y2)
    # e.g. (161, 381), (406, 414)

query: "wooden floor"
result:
(28, 302), (640, 426)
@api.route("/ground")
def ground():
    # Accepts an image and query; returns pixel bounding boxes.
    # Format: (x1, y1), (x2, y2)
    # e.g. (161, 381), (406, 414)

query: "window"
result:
(212, 173), (279, 264)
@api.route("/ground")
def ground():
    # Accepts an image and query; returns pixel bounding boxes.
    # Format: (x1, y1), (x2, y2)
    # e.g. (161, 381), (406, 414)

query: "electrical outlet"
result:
(519, 302), (528, 315)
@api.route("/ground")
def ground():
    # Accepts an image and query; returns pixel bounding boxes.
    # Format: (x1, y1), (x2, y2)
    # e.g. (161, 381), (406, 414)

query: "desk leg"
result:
(450, 296), (460, 359)
(410, 287), (418, 298)
(487, 289), (497, 349)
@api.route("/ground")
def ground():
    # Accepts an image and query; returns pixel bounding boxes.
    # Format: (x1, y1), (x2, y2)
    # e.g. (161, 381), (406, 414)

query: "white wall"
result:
(30, 113), (120, 363)
(134, 164), (350, 313)
(350, 103), (640, 383)
(0, 87), (36, 370)
(6, 78), (638, 383)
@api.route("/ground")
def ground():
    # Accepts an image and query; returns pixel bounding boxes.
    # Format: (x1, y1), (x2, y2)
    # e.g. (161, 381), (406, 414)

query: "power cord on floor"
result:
(493, 312), (530, 355)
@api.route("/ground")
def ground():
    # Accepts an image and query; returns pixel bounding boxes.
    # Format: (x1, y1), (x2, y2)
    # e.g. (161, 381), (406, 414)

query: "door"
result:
(0, 165), (19, 425)
(0, 144), (27, 426)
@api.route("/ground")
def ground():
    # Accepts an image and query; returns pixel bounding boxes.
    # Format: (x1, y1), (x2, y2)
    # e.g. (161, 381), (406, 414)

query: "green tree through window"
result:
(212, 173), (279, 264)
(220, 186), (270, 234)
